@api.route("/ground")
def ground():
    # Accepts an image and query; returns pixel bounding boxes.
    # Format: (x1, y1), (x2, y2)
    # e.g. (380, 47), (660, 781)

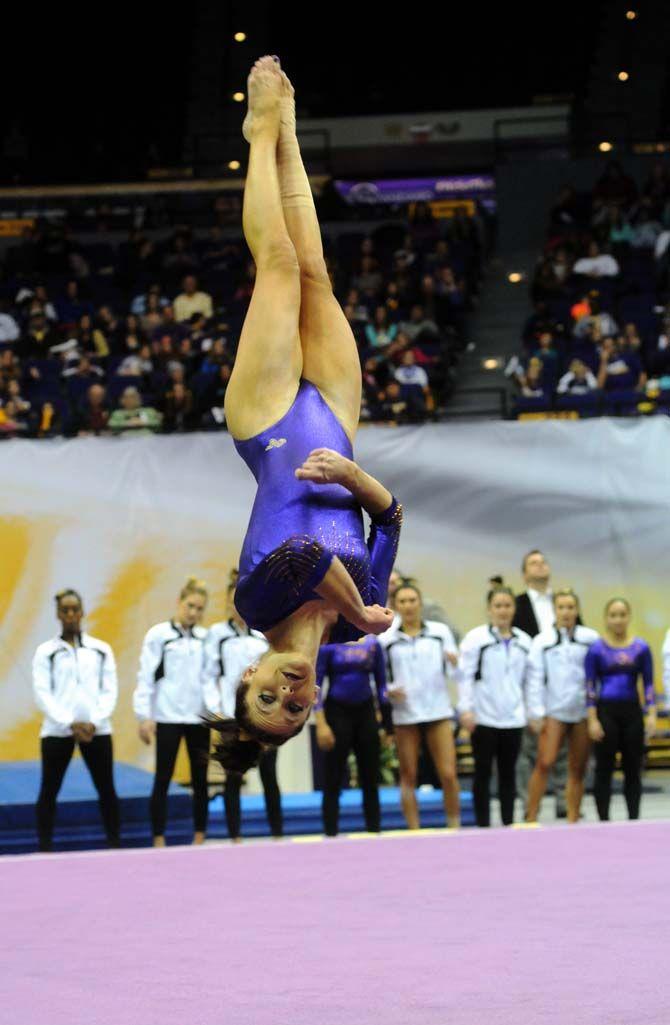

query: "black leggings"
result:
(223, 749), (283, 839)
(36, 734), (120, 851)
(322, 698), (380, 836)
(151, 723), (210, 837)
(471, 725), (523, 827)
(593, 701), (645, 820)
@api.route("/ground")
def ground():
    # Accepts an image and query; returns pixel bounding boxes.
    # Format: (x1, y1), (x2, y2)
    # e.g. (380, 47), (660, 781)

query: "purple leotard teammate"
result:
(585, 598), (656, 820)
(209, 58), (401, 773)
(315, 636), (389, 835)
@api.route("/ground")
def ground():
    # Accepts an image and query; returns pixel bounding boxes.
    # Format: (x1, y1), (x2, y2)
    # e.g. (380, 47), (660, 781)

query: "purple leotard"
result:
(584, 638), (655, 708)
(316, 636), (387, 709)
(234, 380), (402, 641)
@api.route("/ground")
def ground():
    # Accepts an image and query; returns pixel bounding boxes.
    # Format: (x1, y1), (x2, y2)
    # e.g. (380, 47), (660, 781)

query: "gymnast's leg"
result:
(274, 65), (362, 442)
(225, 57), (302, 441)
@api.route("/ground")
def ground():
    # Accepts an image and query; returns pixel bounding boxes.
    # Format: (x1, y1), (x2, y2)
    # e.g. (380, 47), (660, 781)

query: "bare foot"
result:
(242, 56), (282, 142)
(278, 67), (296, 137)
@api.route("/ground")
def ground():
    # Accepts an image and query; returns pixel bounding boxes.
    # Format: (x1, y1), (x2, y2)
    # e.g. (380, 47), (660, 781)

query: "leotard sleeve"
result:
(366, 498), (403, 607)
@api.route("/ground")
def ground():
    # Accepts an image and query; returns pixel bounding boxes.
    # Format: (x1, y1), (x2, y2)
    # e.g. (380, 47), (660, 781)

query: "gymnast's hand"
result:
(295, 448), (357, 488)
(359, 604), (395, 635)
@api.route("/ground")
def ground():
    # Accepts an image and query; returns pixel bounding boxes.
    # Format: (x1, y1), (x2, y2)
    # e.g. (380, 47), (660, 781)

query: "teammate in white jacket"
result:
(33, 589), (120, 851)
(380, 583), (460, 829)
(458, 586), (536, 827)
(526, 589), (599, 823)
(133, 577), (214, 847)
(205, 576), (283, 839)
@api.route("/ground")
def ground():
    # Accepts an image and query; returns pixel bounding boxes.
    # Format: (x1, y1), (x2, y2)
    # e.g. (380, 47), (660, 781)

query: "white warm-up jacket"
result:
(458, 624), (532, 729)
(32, 632), (118, 738)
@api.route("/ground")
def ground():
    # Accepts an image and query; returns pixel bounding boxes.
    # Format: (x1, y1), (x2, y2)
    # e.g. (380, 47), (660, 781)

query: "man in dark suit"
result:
(514, 550), (568, 818)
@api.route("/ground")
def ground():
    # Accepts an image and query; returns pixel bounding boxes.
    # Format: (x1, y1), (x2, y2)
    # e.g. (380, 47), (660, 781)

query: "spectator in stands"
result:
(352, 255), (383, 300)
(0, 399), (28, 437)
(76, 383), (110, 436)
(522, 301), (561, 349)
(458, 586), (536, 827)
(593, 161), (637, 209)
(21, 310), (60, 359)
(198, 363), (230, 430)
(531, 331), (560, 378)
(108, 386), (162, 436)
(32, 588), (120, 852)
(3, 378), (32, 426)
(57, 280), (93, 328)
(130, 283), (170, 316)
(0, 300), (20, 344)
(642, 161), (670, 217)
(378, 380), (409, 423)
(117, 343), (153, 379)
(344, 287), (370, 324)
(630, 207), (662, 251)
(586, 598), (656, 821)
(173, 274), (213, 323)
(62, 355), (104, 383)
(133, 578), (213, 847)
(549, 184), (581, 230)
(572, 294), (618, 340)
(520, 357), (547, 398)
(557, 359), (598, 395)
(408, 201), (439, 248)
(78, 313), (109, 358)
(163, 381), (195, 433)
(399, 304), (440, 344)
(597, 336), (646, 392)
(394, 349), (431, 418)
(0, 348), (20, 385)
(364, 305), (398, 354)
(36, 402), (62, 439)
(608, 208), (633, 256)
(162, 234), (198, 281)
(573, 241), (620, 279)
(381, 583), (461, 830)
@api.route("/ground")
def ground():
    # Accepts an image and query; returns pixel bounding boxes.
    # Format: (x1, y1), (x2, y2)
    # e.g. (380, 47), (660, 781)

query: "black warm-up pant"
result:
(150, 723), (210, 837)
(322, 698), (381, 836)
(471, 725), (523, 827)
(36, 734), (120, 851)
(223, 748), (283, 839)
(593, 701), (645, 821)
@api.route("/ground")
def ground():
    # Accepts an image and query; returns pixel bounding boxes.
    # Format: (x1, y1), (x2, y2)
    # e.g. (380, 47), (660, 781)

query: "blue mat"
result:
(0, 760), (474, 854)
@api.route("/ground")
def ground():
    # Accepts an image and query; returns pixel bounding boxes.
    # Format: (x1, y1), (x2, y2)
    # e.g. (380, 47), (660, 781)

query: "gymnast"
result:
(211, 57), (402, 772)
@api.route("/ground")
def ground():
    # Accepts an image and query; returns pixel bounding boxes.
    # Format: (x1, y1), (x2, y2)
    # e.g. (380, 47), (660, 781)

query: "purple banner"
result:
(334, 174), (495, 206)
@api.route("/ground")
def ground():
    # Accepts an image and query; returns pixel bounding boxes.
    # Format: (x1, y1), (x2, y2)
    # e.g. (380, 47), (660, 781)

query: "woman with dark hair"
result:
(315, 635), (388, 836)
(525, 589), (599, 823)
(32, 589), (120, 852)
(585, 598), (657, 821)
(210, 58), (401, 774)
(458, 586), (536, 827)
(133, 577), (214, 847)
(205, 574), (283, 841)
(381, 583), (460, 830)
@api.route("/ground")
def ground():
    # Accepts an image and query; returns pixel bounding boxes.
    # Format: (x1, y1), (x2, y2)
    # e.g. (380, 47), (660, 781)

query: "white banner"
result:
(1, 417), (668, 789)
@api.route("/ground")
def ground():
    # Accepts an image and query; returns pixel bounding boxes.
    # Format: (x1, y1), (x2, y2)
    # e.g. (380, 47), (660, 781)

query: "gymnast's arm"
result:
(295, 447), (392, 516)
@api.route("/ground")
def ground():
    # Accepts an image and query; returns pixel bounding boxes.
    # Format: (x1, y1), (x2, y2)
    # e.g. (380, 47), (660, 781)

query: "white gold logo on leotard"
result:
(265, 437), (287, 451)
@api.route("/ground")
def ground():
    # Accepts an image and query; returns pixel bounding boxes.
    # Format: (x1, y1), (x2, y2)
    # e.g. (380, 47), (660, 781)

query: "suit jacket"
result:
(513, 593), (541, 638)
(513, 592), (582, 639)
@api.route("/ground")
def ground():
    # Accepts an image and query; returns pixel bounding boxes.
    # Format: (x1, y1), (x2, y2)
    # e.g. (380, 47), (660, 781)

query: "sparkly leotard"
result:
(234, 380), (402, 642)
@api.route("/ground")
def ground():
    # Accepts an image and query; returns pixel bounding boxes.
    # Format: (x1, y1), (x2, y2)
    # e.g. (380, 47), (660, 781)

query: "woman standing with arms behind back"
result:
(525, 589), (599, 823)
(585, 598), (657, 821)
(381, 583), (461, 830)
(458, 586), (537, 827)
(133, 577), (213, 847)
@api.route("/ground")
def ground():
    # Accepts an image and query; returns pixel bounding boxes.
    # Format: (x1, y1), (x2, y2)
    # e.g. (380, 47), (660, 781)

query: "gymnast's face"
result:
(242, 653), (319, 737)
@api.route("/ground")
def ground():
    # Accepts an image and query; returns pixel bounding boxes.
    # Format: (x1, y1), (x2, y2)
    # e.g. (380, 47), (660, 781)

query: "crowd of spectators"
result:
(0, 202), (484, 439)
(509, 160), (670, 416)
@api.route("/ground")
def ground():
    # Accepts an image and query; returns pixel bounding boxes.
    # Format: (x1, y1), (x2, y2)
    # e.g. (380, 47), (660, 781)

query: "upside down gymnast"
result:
(211, 57), (402, 772)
